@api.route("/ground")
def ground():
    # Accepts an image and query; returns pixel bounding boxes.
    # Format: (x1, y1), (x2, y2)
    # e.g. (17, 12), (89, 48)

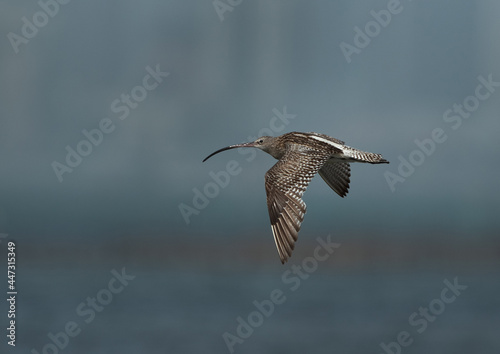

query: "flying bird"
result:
(203, 132), (389, 264)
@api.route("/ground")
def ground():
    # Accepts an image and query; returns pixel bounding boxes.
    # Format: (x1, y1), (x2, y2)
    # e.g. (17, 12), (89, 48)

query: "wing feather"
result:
(318, 162), (351, 198)
(265, 149), (331, 263)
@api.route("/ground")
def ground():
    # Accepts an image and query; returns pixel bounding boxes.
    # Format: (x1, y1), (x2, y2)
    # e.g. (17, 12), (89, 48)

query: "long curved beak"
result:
(203, 142), (255, 162)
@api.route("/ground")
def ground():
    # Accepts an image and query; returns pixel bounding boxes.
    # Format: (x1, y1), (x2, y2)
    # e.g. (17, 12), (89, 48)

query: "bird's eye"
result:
(258, 139), (264, 144)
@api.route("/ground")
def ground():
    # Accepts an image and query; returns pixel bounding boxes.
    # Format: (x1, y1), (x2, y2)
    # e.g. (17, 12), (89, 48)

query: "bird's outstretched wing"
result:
(265, 148), (334, 263)
(318, 162), (351, 198)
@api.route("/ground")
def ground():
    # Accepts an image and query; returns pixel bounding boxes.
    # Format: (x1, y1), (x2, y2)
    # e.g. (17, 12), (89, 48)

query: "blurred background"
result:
(0, 0), (499, 353)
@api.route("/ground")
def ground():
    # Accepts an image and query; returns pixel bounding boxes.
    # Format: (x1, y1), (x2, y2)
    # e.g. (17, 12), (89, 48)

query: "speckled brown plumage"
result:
(203, 131), (389, 264)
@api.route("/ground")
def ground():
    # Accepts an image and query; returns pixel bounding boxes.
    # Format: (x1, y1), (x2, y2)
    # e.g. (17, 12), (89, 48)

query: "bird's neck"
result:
(262, 146), (285, 160)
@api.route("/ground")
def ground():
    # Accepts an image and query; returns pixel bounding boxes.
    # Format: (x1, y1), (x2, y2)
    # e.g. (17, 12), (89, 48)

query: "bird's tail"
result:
(343, 147), (389, 164)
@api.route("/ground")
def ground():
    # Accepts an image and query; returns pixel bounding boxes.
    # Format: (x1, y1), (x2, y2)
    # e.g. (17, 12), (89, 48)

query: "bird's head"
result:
(203, 136), (279, 162)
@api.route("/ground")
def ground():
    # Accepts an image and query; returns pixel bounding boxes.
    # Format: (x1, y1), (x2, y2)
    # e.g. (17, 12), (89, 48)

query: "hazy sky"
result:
(1, 0), (499, 241)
